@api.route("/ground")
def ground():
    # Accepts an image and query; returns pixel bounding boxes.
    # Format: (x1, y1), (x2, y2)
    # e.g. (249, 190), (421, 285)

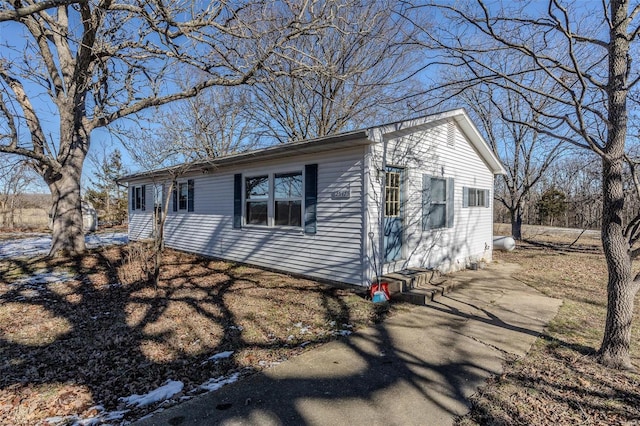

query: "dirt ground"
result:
(457, 225), (640, 425)
(0, 245), (386, 425)
(3, 227), (640, 425)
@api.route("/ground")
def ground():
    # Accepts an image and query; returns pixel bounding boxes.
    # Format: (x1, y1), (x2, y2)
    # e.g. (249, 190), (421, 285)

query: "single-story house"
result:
(123, 108), (505, 287)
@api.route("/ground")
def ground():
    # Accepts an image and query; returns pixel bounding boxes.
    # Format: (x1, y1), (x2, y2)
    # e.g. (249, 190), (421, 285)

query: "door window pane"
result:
(385, 171), (401, 217)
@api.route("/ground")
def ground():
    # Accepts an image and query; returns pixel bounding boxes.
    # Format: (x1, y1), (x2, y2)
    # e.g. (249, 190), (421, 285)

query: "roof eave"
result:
(120, 129), (371, 182)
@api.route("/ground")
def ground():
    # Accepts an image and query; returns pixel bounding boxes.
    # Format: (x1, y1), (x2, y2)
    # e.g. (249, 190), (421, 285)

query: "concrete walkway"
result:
(135, 262), (562, 426)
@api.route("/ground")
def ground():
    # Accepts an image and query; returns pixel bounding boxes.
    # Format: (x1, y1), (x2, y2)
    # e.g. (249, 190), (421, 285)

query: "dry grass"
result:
(0, 246), (384, 425)
(458, 225), (640, 425)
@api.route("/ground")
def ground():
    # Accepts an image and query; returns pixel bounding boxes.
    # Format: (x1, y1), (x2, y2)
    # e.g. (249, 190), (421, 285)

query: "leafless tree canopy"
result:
(0, 0), (354, 254)
(409, 0), (640, 370)
(247, 0), (423, 143)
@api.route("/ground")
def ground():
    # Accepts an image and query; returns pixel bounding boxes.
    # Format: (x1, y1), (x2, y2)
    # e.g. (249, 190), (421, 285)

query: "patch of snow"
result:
(120, 380), (184, 408)
(0, 232), (128, 259)
(300, 341), (311, 348)
(44, 407), (128, 426)
(287, 335), (294, 341)
(338, 330), (352, 336)
(85, 232), (128, 249)
(208, 350), (234, 362)
(294, 322), (303, 328)
(198, 372), (241, 392)
(11, 270), (75, 287)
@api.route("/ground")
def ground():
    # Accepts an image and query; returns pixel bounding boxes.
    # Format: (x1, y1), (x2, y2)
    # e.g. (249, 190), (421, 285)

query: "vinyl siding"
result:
(367, 118), (494, 278)
(128, 184), (154, 240)
(129, 147), (366, 285)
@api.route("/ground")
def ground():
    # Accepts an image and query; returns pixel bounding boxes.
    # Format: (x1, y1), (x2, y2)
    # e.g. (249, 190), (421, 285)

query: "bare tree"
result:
(124, 127), (198, 289)
(460, 83), (565, 240)
(0, 0), (341, 255)
(411, 0), (640, 369)
(0, 159), (38, 228)
(157, 84), (259, 160)
(248, 0), (422, 143)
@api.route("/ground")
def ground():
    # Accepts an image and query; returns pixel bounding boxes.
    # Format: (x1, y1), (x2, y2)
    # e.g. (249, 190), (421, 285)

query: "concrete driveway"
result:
(135, 262), (562, 426)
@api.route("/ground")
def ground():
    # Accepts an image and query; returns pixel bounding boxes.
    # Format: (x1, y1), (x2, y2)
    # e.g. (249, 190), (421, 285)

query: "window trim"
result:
(171, 179), (195, 213)
(429, 177), (448, 230)
(178, 182), (188, 210)
(463, 187), (490, 208)
(245, 174), (270, 226)
(273, 171), (303, 227)
(243, 170), (304, 229)
(130, 184), (146, 211)
(422, 175), (454, 231)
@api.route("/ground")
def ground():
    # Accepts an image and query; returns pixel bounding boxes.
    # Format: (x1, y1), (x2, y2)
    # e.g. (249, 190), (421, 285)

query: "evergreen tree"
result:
(537, 188), (567, 227)
(86, 150), (128, 226)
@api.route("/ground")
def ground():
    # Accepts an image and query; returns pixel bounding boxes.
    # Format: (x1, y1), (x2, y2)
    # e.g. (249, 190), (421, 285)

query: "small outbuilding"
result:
(123, 109), (505, 287)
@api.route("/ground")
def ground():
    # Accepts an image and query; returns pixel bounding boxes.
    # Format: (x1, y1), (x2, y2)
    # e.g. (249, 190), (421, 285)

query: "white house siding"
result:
(128, 184), (154, 241)
(367, 118), (494, 278)
(141, 147), (367, 286)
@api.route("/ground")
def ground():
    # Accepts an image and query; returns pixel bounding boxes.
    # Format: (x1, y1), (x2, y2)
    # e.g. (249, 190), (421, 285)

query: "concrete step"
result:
(378, 268), (462, 306)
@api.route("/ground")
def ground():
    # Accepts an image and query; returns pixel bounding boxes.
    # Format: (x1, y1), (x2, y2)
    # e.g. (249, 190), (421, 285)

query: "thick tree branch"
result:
(0, 0), (84, 22)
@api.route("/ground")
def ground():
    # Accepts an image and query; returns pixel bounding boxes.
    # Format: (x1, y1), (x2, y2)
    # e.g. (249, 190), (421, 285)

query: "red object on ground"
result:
(370, 282), (390, 301)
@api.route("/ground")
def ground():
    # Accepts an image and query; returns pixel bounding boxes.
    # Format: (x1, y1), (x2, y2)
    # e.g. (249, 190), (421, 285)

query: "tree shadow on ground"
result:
(0, 246), (391, 423)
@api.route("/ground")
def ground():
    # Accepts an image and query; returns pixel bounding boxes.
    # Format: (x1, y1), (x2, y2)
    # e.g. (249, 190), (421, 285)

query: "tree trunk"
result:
(599, 0), (639, 370)
(46, 139), (87, 256)
(599, 157), (638, 370)
(510, 207), (523, 240)
(48, 170), (85, 256)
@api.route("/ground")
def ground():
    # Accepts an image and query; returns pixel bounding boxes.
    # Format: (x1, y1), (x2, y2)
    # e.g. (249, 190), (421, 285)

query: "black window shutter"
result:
(141, 185), (146, 211)
(446, 177), (454, 228)
(485, 189), (491, 208)
(233, 174), (242, 228)
(304, 164), (318, 234)
(187, 179), (194, 212)
(172, 185), (177, 212)
(422, 175), (431, 231)
(131, 186), (135, 211)
(462, 187), (469, 208)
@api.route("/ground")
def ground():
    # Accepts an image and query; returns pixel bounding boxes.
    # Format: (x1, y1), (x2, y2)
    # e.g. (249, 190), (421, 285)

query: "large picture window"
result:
(274, 172), (302, 226)
(234, 166), (317, 232)
(245, 175), (269, 225)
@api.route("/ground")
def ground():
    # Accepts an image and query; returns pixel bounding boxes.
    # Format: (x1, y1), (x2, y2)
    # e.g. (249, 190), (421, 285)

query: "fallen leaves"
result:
(0, 246), (378, 424)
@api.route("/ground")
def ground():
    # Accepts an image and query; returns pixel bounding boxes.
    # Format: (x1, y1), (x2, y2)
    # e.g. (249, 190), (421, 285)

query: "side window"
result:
(463, 187), (490, 208)
(179, 182), (188, 210)
(429, 178), (447, 229)
(173, 179), (195, 212)
(131, 185), (146, 211)
(245, 175), (269, 225)
(423, 175), (454, 230)
(274, 172), (302, 226)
